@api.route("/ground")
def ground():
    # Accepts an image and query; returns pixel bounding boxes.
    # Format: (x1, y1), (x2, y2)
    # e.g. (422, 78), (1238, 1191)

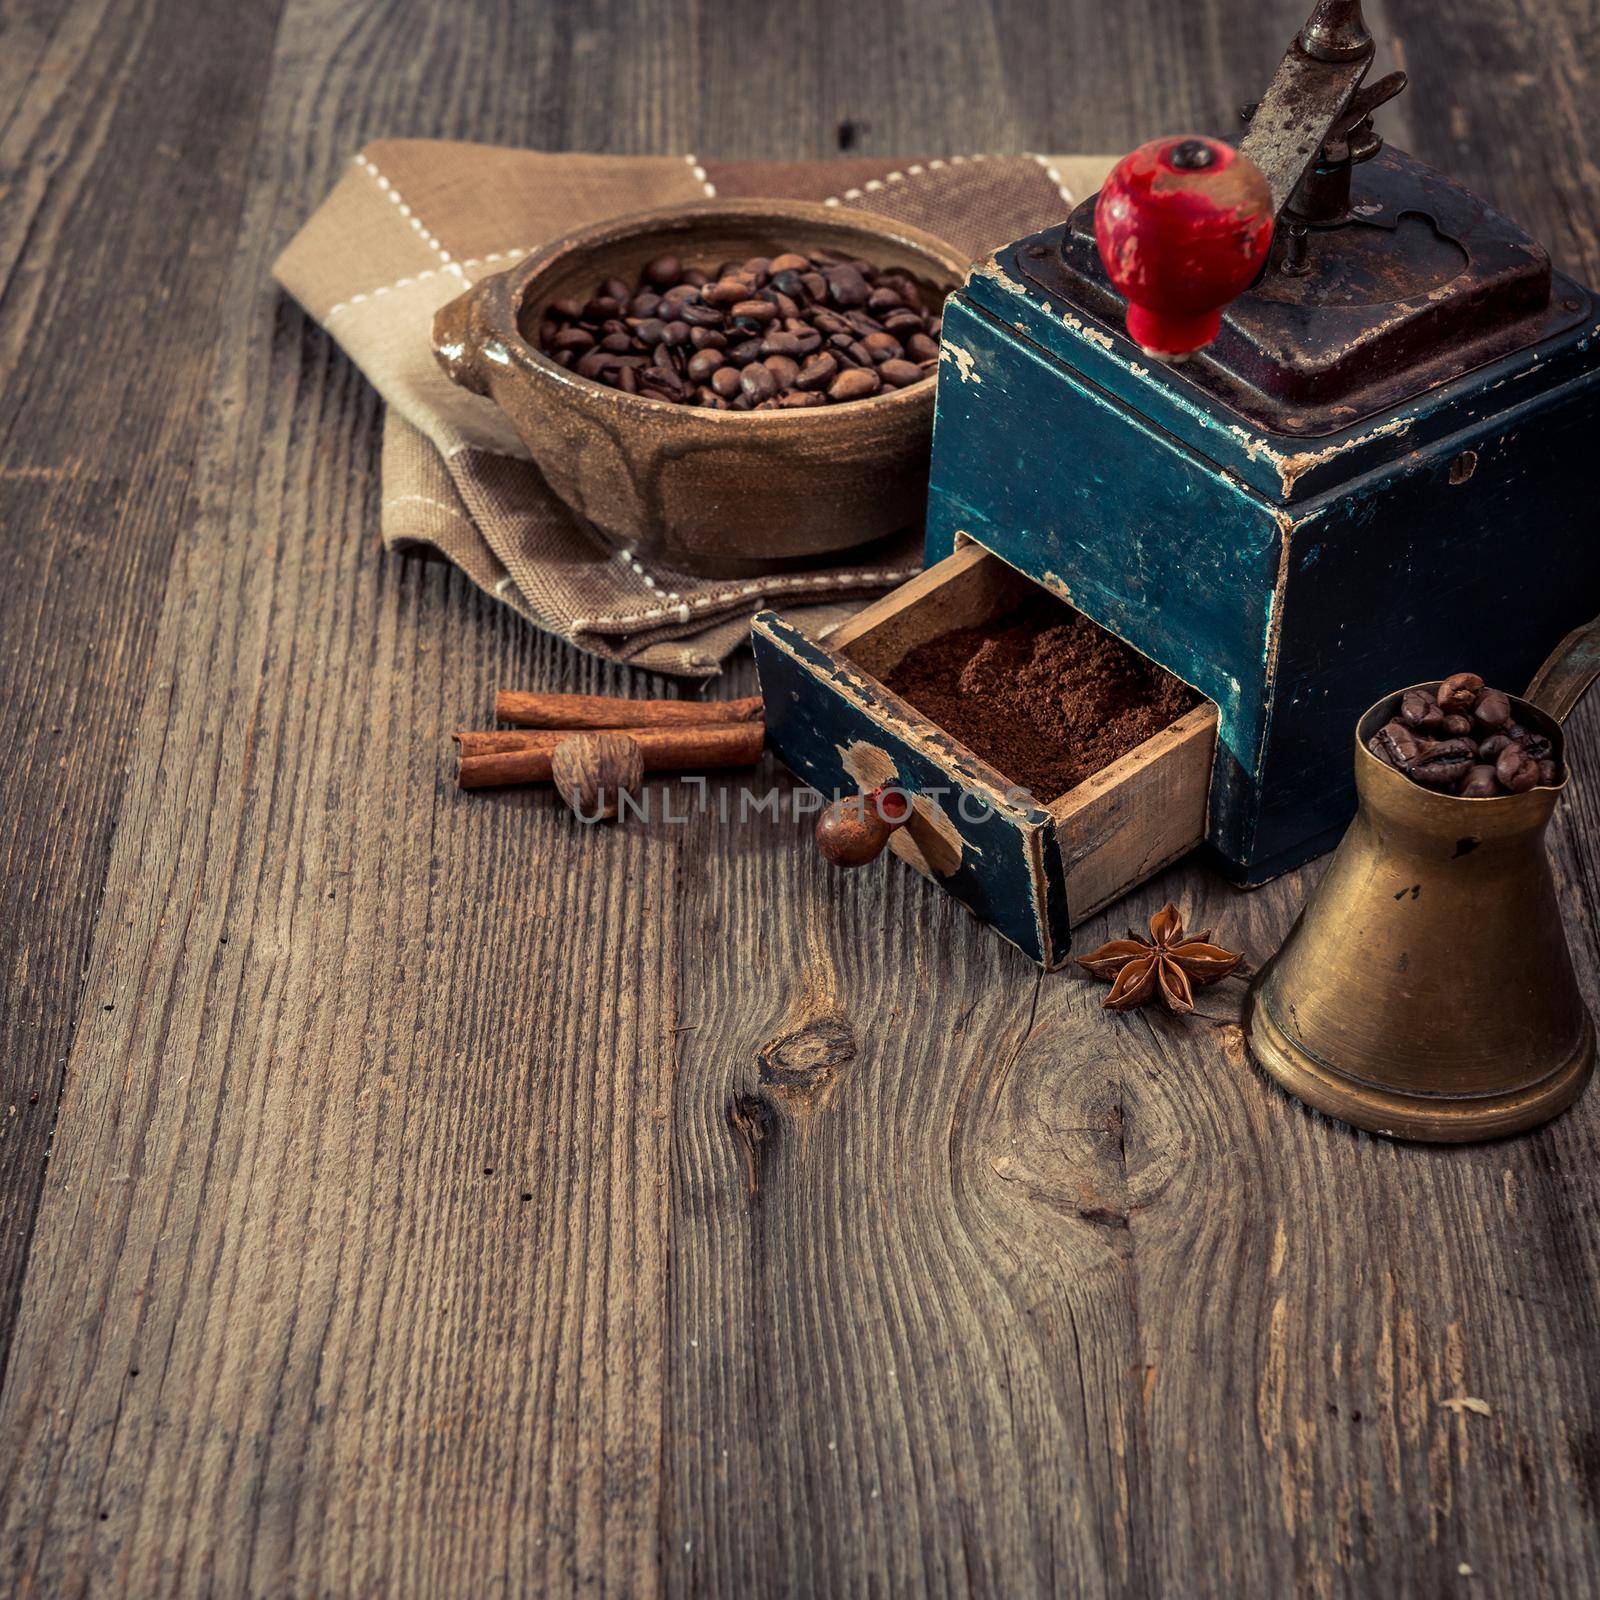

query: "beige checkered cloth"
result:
(273, 144), (1115, 677)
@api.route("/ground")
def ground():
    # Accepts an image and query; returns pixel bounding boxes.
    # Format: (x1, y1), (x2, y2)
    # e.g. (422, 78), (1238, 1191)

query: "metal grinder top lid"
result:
(1022, 0), (1591, 436)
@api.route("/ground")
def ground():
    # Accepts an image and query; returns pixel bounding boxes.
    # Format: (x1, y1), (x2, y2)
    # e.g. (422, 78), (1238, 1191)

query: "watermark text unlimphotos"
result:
(566, 778), (1038, 825)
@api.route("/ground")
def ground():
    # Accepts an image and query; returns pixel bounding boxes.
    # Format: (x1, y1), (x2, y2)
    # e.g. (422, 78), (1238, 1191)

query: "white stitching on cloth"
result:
(684, 153), (717, 197)
(568, 563), (925, 632)
(382, 493), (479, 524)
(326, 246), (538, 319)
(354, 151), (465, 283)
(820, 153), (999, 207)
(1025, 152), (1075, 207)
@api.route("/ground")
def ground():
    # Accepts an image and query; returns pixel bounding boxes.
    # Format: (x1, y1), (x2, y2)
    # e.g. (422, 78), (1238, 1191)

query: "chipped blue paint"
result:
(752, 611), (1070, 967)
(928, 271), (1600, 882)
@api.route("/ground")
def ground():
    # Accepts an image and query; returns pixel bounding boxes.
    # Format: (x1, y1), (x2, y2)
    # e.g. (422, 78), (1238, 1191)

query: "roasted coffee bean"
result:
(1437, 671), (1485, 714)
(794, 352), (839, 391)
(741, 364), (779, 402)
(686, 349), (725, 383)
(642, 255), (681, 288)
(1538, 758), (1559, 785)
(825, 265), (871, 307)
(1413, 759), (1474, 786)
(1497, 745), (1540, 793)
(882, 309), (927, 338)
(1375, 719), (1422, 768)
(760, 331), (804, 357)
(1477, 732), (1514, 762)
(1441, 713), (1474, 738)
(542, 247), (942, 407)
(1400, 689), (1446, 730)
(763, 354), (800, 389)
(1411, 739), (1477, 786)
(889, 276), (924, 310)
(828, 367), (881, 402)
(879, 359), (925, 387)
(1472, 687), (1511, 729)
(1460, 764), (1500, 798)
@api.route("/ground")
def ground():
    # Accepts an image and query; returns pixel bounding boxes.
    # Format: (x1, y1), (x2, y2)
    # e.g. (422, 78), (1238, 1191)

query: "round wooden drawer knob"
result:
(815, 786), (912, 868)
(1094, 135), (1274, 359)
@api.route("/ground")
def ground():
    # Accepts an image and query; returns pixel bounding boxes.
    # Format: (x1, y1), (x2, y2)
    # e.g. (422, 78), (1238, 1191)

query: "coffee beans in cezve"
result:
(536, 250), (942, 409)
(1368, 672), (1560, 797)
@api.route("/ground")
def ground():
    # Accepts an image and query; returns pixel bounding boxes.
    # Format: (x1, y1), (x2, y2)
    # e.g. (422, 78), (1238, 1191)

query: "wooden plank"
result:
(0, 0), (691, 1592)
(2, 0), (1599, 1597)
(0, 0), (289, 1378)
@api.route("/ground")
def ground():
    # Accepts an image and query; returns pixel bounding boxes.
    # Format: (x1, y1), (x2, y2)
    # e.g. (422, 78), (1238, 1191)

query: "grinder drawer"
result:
(752, 545), (1217, 967)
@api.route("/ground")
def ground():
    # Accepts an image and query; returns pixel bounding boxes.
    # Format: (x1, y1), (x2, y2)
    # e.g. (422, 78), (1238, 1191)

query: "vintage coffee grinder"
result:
(924, 0), (1600, 885)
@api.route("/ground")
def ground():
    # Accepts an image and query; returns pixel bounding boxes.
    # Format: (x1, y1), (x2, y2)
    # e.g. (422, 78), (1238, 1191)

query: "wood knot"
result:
(757, 1018), (856, 1106)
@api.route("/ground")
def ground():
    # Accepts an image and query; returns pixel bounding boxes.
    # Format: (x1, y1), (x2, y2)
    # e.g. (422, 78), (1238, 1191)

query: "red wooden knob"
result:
(815, 786), (911, 868)
(1094, 136), (1274, 360)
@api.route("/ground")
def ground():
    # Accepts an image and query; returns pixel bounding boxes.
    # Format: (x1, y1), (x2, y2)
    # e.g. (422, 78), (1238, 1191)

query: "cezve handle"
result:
(1525, 614), (1600, 724)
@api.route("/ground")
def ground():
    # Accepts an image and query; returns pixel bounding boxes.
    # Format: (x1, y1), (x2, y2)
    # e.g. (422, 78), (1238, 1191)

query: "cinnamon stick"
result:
(456, 720), (765, 790)
(494, 690), (763, 729)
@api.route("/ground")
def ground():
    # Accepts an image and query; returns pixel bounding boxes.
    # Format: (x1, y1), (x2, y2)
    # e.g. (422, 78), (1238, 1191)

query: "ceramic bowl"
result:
(432, 200), (969, 577)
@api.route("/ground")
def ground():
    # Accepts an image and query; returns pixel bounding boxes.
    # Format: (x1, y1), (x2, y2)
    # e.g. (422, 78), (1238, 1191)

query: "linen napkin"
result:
(273, 144), (1115, 677)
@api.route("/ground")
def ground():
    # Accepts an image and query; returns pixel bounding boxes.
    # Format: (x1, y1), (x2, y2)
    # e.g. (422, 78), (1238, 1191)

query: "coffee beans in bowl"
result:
(432, 200), (969, 577)
(538, 249), (940, 410)
(1367, 671), (1562, 797)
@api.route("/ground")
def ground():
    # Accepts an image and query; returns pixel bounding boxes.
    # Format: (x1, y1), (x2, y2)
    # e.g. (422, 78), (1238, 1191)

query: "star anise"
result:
(1076, 903), (1242, 1015)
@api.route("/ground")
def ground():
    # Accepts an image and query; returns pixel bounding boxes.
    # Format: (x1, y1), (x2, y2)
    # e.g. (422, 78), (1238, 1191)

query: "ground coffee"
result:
(880, 596), (1197, 801)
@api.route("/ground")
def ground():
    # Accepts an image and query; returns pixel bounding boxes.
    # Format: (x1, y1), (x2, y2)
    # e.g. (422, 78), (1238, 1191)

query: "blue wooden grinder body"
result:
(926, 234), (1600, 883)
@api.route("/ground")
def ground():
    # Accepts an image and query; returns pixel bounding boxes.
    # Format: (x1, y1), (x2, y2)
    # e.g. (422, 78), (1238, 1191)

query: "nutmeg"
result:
(550, 732), (644, 821)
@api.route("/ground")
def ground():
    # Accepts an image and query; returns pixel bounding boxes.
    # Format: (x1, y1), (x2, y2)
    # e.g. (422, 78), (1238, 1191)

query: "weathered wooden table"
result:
(3, 1), (1597, 1593)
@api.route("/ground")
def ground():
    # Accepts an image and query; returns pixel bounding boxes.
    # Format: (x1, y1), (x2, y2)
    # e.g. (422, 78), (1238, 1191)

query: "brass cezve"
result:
(1245, 620), (1600, 1142)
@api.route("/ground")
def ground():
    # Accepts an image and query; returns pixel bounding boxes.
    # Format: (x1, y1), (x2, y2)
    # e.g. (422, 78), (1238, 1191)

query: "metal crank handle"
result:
(1525, 614), (1600, 725)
